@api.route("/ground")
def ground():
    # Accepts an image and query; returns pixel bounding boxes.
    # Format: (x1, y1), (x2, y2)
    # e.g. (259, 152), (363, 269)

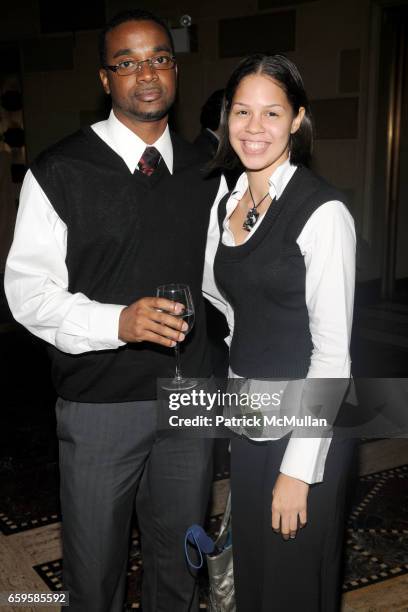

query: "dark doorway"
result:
(375, 3), (408, 302)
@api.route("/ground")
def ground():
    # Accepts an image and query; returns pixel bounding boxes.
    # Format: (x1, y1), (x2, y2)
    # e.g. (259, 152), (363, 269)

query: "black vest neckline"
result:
(81, 125), (170, 186)
(82, 124), (203, 178)
(217, 165), (305, 260)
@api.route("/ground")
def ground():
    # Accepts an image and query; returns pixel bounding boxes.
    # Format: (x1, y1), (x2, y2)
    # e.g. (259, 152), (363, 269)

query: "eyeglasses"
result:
(104, 55), (176, 76)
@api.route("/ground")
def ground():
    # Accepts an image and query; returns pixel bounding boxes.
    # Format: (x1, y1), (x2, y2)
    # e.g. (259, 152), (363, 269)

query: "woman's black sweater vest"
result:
(31, 126), (219, 402)
(214, 165), (343, 379)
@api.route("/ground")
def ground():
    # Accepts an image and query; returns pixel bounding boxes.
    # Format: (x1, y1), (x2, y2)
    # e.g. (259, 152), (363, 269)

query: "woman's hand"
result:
(271, 473), (309, 540)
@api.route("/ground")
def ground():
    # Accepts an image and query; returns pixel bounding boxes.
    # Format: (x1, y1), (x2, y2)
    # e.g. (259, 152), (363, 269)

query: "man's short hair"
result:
(99, 9), (174, 66)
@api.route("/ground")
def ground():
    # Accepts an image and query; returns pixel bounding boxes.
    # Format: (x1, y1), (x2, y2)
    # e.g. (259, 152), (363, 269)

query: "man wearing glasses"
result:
(5, 9), (222, 612)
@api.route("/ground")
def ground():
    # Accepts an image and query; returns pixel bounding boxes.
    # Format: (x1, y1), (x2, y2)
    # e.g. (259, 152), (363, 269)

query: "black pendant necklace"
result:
(242, 185), (270, 231)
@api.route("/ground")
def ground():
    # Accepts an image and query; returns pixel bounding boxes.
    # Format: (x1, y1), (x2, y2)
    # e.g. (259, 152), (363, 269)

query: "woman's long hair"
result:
(211, 54), (313, 172)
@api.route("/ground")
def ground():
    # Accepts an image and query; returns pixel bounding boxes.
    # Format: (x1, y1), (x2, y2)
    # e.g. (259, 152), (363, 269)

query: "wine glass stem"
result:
(174, 342), (182, 381)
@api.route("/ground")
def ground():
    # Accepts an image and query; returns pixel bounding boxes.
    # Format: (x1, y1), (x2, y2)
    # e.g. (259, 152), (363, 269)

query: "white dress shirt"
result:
(203, 159), (356, 484)
(4, 110), (177, 353)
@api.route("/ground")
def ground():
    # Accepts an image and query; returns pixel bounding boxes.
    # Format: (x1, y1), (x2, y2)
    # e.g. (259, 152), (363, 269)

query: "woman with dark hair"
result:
(203, 54), (356, 611)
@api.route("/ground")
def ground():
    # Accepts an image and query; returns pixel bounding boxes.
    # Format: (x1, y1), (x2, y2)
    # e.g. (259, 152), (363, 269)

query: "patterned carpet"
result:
(0, 462), (60, 535)
(0, 462), (405, 608)
(32, 520), (223, 610)
(344, 464), (408, 591)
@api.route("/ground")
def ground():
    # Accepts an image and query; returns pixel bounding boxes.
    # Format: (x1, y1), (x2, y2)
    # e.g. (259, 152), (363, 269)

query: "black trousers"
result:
(56, 398), (213, 612)
(230, 434), (357, 612)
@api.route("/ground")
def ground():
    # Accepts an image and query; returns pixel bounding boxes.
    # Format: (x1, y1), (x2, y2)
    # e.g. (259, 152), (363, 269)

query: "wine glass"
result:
(156, 283), (196, 390)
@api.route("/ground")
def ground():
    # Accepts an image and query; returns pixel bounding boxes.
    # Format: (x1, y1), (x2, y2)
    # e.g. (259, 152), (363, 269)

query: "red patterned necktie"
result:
(138, 146), (161, 176)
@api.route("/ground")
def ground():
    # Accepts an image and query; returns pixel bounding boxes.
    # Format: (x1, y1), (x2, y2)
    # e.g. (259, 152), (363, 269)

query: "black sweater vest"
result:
(31, 127), (219, 402)
(214, 165), (343, 379)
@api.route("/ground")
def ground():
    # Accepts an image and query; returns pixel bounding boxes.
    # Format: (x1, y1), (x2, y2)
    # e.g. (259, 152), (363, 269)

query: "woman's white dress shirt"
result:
(203, 159), (356, 484)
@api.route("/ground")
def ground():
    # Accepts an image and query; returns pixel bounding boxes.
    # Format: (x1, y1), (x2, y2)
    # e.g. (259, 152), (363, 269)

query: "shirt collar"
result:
(102, 109), (173, 174)
(230, 158), (297, 201)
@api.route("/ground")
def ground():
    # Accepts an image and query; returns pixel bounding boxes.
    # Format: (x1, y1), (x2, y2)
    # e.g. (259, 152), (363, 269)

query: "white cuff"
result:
(279, 437), (332, 484)
(88, 302), (127, 350)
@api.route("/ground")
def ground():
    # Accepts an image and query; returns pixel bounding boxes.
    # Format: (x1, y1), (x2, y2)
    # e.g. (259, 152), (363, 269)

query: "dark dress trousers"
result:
(57, 399), (213, 612)
(230, 434), (357, 612)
